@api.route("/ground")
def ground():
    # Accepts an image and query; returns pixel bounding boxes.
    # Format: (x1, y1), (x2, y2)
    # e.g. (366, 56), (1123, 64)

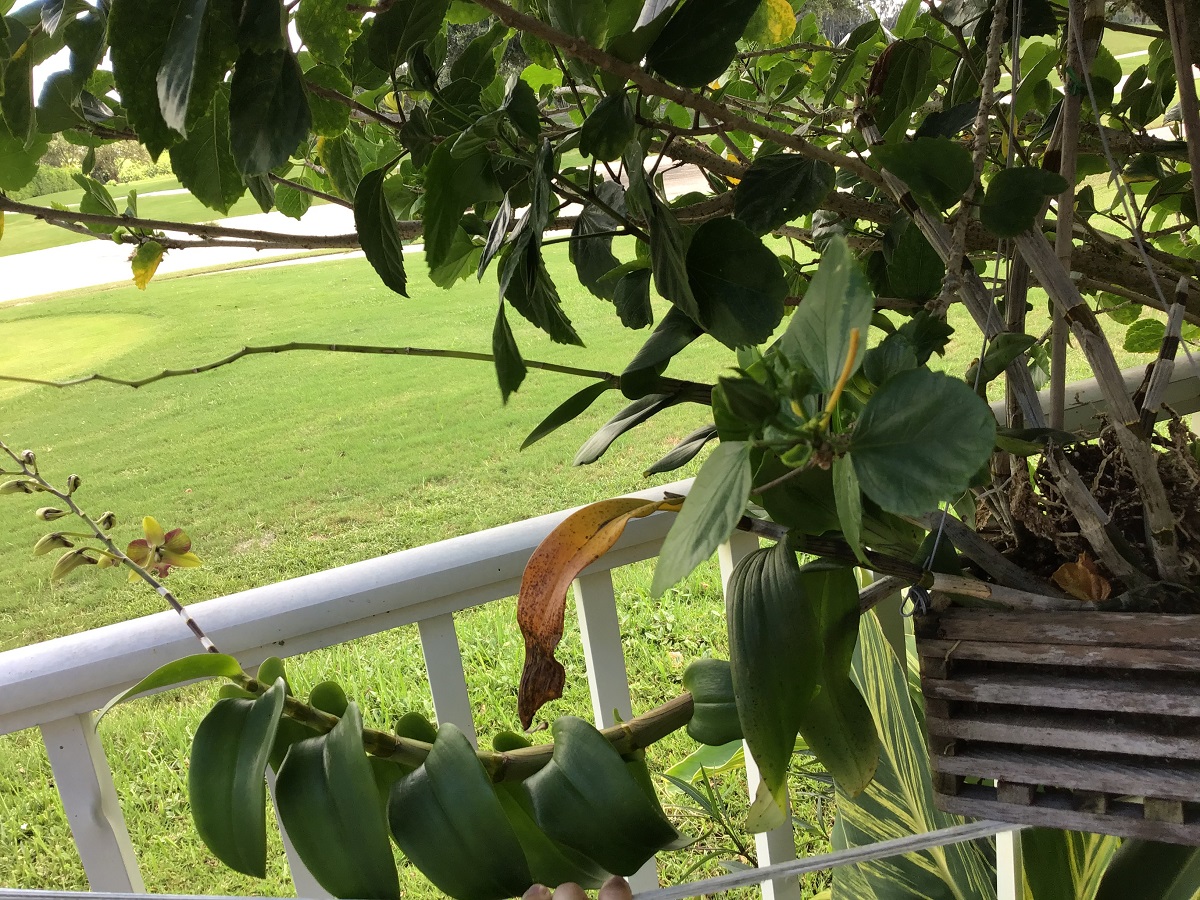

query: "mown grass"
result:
(0, 234), (1170, 897)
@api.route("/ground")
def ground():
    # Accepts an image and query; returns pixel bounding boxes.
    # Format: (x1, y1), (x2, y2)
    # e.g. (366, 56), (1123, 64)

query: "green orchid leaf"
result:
(389, 723), (531, 900)
(189, 679), (286, 878)
(276, 703), (400, 899)
(99, 653), (247, 722)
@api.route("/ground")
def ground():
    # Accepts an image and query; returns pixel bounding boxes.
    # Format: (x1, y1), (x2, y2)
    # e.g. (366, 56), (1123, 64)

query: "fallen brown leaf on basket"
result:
(1050, 552), (1112, 601)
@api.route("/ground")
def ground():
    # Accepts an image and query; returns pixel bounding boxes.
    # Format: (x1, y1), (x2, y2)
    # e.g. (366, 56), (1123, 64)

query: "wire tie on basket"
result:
(902, 584), (932, 617)
(944, 640), (961, 665)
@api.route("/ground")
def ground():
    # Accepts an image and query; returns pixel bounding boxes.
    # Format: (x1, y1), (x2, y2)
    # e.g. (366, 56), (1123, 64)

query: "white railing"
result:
(2, 478), (824, 899)
(3, 359), (1197, 900)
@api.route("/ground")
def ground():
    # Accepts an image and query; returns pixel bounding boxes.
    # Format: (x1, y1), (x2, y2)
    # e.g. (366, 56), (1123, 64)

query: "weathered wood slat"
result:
(919, 638), (1200, 672)
(930, 746), (1200, 801)
(931, 609), (1200, 651)
(925, 711), (1200, 760)
(922, 672), (1200, 716)
(937, 787), (1200, 846)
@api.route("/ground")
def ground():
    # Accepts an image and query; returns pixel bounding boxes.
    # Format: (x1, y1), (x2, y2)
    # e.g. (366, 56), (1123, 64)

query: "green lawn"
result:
(0, 236), (1169, 897)
(1, 175), (315, 257)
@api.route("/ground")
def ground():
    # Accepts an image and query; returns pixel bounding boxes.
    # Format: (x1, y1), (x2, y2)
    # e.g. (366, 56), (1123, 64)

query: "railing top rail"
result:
(0, 480), (691, 736)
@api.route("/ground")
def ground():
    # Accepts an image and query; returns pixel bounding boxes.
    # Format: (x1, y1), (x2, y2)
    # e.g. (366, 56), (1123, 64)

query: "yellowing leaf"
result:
(517, 496), (682, 727)
(725, 153), (742, 185)
(131, 240), (164, 290)
(745, 0), (796, 46)
(1051, 552), (1112, 601)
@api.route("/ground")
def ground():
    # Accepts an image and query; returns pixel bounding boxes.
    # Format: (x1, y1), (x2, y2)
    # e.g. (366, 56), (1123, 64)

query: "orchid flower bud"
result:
(35, 507), (68, 521)
(33, 533), (74, 556)
(65, 474), (81, 494)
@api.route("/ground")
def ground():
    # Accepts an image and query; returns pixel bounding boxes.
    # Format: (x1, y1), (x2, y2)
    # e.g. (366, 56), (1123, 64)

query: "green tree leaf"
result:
(726, 540), (821, 829)
(652, 440), (751, 596)
(522, 380), (612, 449)
(522, 716), (682, 875)
(170, 83), (245, 214)
(367, 0), (450, 74)
(318, 132), (362, 200)
(274, 172), (315, 219)
(189, 679), (286, 878)
(850, 368), (997, 516)
(979, 167), (1068, 238)
(570, 181), (625, 297)
(229, 48), (311, 174)
(686, 217), (787, 349)
(389, 723), (531, 900)
(834, 454), (866, 564)
(354, 160), (408, 297)
(492, 301), (527, 402)
(579, 92), (634, 162)
(734, 153), (835, 236)
(871, 137), (973, 211)
(647, 0), (762, 87)
(305, 64), (352, 137)
(549, 0), (606, 47)
(781, 235), (873, 392)
(1124, 318), (1166, 353)
(423, 140), (501, 269)
(276, 703), (400, 900)
(296, 0), (361, 66)
(873, 40), (932, 143)
(109, 0), (180, 158)
(157, 0), (208, 134)
(613, 268), (653, 329)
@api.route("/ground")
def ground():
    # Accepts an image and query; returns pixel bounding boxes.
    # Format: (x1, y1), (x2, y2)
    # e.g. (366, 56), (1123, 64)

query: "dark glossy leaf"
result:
(355, 160), (408, 297)
(646, 191), (701, 321)
(428, 227), (482, 288)
(574, 393), (677, 465)
(492, 302), (527, 402)
(734, 154), (835, 236)
(647, 0), (761, 87)
(833, 454), (865, 563)
(368, 0), (449, 73)
(644, 424), (719, 476)
(1094, 840), (1200, 900)
(99, 653), (246, 721)
(296, 0), (361, 65)
(108, 0), (179, 157)
(686, 217), (787, 349)
(170, 84), (245, 214)
(494, 783), (610, 889)
(319, 132), (362, 200)
(781, 235), (873, 392)
(620, 305), (703, 399)
(0, 127), (47, 192)
(522, 380), (612, 449)
(871, 137), (973, 211)
(244, 172), (274, 212)
(851, 368), (997, 516)
(36, 70), (85, 131)
(580, 92), (634, 162)
(796, 564), (879, 797)
(478, 193), (513, 281)
(652, 440), (751, 596)
(523, 716), (682, 874)
(64, 9), (107, 83)
(570, 181), (625, 297)
(726, 540), (821, 829)
(549, 0), (606, 46)
(882, 216), (943, 301)
(238, 0), (286, 52)
(276, 704), (400, 899)
(500, 244), (582, 345)
(157, 0), (208, 134)
(874, 40), (932, 142)
(979, 167), (1068, 237)
(389, 724), (531, 900)
(683, 657), (742, 746)
(614, 269), (654, 329)
(423, 141), (502, 269)
(450, 21), (506, 85)
(964, 332), (1036, 391)
(501, 76), (540, 141)
(189, 680), (286, 877)
(914, 99), (980, 138)
(229, 48), (311, 174)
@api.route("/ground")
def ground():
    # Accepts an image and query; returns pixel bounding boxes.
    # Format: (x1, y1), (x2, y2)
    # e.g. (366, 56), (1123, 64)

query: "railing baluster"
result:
(39, 713), (143, 893)
(996, 829), (1024, 900)
(719, 535), (801, 900)
(573, 571), (634, 728)
(417, 613), (478, 746)
(573, 570), (657, 892)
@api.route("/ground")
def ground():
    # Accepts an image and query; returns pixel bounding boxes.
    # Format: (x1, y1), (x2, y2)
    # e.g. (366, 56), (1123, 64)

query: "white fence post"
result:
(719, 533), (802, 900)
(266, 769), (331, 899)
(39, 713), (144, 893)
(996, 829), (1024, 900)
(417, 613), (478, 746)
(573, 571), (634, 728)
(572, 570), (658, 891)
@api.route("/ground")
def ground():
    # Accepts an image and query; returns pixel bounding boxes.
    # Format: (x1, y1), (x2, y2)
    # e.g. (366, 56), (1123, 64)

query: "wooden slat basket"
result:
(915, 606), (1200, 845)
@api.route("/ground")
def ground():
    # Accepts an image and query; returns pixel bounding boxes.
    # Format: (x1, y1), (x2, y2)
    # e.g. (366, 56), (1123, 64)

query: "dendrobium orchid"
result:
(125, 516), (202, 579)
